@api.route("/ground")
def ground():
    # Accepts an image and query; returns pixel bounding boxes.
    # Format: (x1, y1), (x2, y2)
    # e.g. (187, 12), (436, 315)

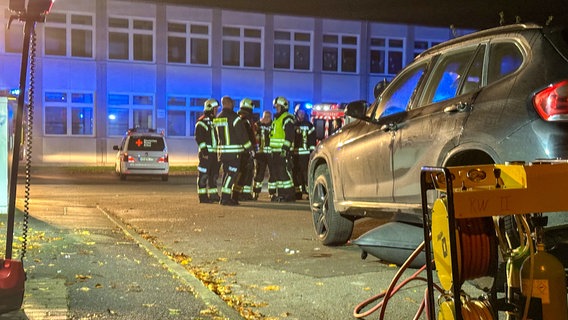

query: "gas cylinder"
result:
(520, 243), (568, 320)
(505, 246), (529, 320)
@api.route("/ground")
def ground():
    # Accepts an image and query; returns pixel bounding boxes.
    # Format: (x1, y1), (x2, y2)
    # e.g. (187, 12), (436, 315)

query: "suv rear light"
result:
(158, 154), (168, 163)
(533, 80), (568, 121)
(124, 153), (135, 162)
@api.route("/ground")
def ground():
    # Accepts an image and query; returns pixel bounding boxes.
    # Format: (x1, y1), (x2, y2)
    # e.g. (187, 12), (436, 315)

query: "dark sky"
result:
(151, 0), (568, 30)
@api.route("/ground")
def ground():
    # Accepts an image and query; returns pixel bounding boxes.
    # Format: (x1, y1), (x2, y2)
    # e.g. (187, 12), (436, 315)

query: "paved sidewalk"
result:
(0, 205), (241, 320)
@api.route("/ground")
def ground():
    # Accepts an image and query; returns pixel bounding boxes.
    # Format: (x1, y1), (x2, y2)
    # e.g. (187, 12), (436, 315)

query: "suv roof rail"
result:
(417, 23), (543, 60)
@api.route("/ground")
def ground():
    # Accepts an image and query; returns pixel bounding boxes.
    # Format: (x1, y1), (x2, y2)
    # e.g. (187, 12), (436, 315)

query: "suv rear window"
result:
(487, 42), (523, 84)
(127, 136), (165, 151)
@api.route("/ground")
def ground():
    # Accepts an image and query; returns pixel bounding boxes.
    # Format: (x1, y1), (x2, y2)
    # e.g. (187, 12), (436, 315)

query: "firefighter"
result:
(214, 96), (252, 206)
(253, 111), (273, 200)
(195, 98), (220, 203)
(233, 98), (256, 201)
(269, 96), (296, 202)
(292, 105), (316, 200)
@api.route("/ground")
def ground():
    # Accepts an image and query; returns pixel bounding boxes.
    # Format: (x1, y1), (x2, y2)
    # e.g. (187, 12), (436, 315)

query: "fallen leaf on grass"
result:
(175, 285), (192, 292)
(75, 274), (92, 281)
(262, 285), (280, 291)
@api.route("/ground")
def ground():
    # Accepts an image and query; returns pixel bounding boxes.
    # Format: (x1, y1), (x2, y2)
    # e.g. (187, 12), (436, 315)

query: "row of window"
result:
(43, 92), (268, 137)
(5, 12), (442, 75)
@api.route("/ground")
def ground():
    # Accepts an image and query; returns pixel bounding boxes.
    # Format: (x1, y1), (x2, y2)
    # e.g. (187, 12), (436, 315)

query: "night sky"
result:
(141, 0), (568, 30)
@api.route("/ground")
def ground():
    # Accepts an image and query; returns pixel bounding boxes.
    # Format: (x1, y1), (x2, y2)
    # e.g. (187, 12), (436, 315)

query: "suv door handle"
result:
(443, 101), (470, 113)
(380, 123), (397, 132)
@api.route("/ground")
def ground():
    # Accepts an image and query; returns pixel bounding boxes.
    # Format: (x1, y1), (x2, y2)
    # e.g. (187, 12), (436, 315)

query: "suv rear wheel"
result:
(310, 164), (354, 246)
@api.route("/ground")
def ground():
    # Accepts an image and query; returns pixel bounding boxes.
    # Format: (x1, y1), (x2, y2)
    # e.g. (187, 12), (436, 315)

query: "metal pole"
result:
(5, 19), (35, 259)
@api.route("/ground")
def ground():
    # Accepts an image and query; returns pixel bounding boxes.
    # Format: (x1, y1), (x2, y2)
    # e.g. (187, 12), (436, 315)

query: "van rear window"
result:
(128, 136), (165, 151)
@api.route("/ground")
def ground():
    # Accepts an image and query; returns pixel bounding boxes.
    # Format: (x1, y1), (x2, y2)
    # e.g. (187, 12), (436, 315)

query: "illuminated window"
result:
(166, 96), (211, 137)
(44, 91), (94, 135)
(44, 12), (94, 58)
(167, 22), (210, 65)
(274, 30), (312, 71)
(322, 33), (358, 73)
(222, 26), (262, 68)
(107, 93), (154, 136)
(108, 17), (154, 62)
(414, 40), (442, 58)
(370, 37), (405, 75)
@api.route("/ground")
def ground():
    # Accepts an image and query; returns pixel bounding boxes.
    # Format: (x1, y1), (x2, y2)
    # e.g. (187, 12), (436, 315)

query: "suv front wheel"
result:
(310, 164), (354, 246)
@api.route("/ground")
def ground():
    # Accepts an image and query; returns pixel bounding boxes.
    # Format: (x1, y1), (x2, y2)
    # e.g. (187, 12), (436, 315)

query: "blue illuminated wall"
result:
(0, 0), (468, 165)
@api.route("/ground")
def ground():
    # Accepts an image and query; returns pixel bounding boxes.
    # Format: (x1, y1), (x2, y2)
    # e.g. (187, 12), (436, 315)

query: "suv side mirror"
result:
(373, 79), (389, 99)
(345, 100), (368, 120)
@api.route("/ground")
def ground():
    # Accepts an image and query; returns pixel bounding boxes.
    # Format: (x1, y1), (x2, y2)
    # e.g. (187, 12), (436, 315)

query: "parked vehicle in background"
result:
(310, 103), (347, 143)
(308, 23), (568, 246)
(113, 129), (169, 181)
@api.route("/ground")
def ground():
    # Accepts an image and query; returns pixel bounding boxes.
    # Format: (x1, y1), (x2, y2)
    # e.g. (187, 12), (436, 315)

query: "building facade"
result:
(0, 0), (470, 165)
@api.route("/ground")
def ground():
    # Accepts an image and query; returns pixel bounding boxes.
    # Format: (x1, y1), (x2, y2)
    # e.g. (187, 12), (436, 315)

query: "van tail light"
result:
(533, 80), (568, 121)
(158, 154), (168, 163)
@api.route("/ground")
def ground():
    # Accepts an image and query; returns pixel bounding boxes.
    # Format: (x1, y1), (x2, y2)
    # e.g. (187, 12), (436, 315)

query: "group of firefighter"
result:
(195, 95), (316, 206)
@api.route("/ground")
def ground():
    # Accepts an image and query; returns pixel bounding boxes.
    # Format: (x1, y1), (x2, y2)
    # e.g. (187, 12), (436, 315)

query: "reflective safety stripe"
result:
(243, 185), (252, 193)
(218, 145), (245, 153)
(198, 188), (207, 194)
(196, 121), (208, 130)
(207, 188), (218, 195)
(258, 146), (272, 153)
(282, 180), (294, 188)
(197, 166), (207, 173)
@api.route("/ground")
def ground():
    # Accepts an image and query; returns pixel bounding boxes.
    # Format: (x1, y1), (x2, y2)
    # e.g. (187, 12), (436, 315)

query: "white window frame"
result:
(107, 93), (155, 136)
(222, 25), (263, 68)
(167, 21), (211, 66)
(414, 39), (443, 57)
(43, 91), (95, 136)
(274, 30), (312, 71)
(166, 95), (208, 137)
(322, 33), (359, 74)
(108, 16), (155, 62)
(44, 11), (95, 58)
(370, 37), (406, 76)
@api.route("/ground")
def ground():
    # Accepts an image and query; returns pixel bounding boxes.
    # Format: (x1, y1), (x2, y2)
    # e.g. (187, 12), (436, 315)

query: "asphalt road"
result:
(1, 167), (484, 319)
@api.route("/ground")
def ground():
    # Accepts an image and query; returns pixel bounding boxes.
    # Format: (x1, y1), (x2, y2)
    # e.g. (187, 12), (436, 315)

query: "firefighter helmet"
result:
(273, 96), (289, 110)
(204, 98), (219, 112)
(239, 98), (254, 112)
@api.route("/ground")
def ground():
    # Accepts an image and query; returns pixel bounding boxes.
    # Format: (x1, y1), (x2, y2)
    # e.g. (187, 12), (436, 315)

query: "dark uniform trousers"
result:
(253, 152), (274, 196)
(219, 153), (241, 202)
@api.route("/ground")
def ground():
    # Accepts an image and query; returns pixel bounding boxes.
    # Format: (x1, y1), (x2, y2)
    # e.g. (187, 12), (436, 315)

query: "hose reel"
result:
(421, 162), (568, 320)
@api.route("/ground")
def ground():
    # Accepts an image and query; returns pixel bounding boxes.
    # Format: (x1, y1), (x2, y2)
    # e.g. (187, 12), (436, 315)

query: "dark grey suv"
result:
(308, 23), (568, 246)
